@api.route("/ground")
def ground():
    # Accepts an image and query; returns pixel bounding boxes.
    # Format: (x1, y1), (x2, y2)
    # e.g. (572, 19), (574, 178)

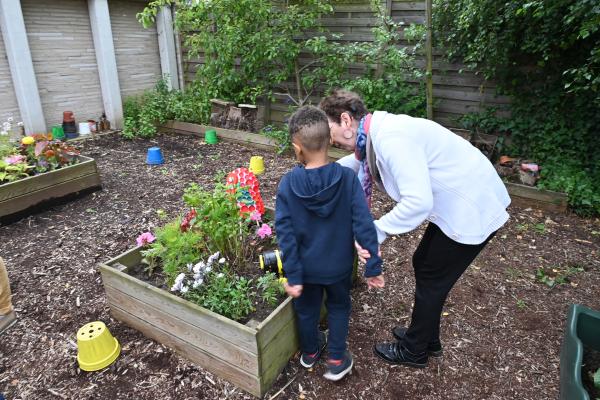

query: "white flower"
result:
(170, 273), (187, 292)
(207, 251), (220, 266)
(218, 257), (226, 264)
(192, 278), (203, 288)
(187, 263), (193, 272)
(205, 265), (212, 273)
(180, 286), (189, 294)
(0, 131), (7, 136)
(193, 261), (205, 274)
(17, 122), (23, 127)
(217, 272), (224, 278)
(7, 117), (13, 122)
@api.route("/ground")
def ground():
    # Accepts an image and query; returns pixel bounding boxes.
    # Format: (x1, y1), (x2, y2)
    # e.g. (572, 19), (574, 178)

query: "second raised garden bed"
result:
(0, 155), (101, 222)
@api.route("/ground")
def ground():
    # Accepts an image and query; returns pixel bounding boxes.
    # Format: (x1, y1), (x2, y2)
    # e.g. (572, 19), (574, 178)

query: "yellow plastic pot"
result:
(76, 321), (120, 371)
(249, 156), (265, 175)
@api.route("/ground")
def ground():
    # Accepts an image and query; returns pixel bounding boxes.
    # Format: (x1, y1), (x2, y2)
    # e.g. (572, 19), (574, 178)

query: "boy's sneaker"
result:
(323, 351), (353, 381)
(0, 311), (17, 336)
(373, 341), (428, 368)
(300, 330), (327, 368)
(391, 326), (443, 357)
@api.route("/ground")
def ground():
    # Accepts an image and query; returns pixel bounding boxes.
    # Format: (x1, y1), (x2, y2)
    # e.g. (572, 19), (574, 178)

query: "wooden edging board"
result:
(0, 155), (101, 219)
(158, 120), (568, 212)
(99, 246), (298, 398)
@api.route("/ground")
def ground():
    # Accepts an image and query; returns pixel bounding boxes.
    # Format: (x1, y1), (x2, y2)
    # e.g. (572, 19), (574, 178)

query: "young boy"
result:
(275, 105), (384, 381)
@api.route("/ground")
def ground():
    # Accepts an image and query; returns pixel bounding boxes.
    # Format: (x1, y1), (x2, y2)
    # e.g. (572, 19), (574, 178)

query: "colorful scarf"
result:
(355, 113), (373, 207)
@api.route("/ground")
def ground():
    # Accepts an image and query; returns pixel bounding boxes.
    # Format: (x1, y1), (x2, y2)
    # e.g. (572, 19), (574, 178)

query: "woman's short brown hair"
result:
(319, 89), (368, 124)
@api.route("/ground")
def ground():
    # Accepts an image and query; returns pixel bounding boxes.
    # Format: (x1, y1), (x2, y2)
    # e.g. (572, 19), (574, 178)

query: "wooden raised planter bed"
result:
(158, 120), (569, 212)
(99, 246), (298, 398)
(158, 120), (348, 161)
(0, 155), (101, 220)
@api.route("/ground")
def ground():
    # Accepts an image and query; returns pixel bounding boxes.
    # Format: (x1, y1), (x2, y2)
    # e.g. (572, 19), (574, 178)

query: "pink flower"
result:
(250, 210), (262, 222)
(136, 232), (156, 246)
(4, 154), (25, 165)
(256, 223), (272, 239)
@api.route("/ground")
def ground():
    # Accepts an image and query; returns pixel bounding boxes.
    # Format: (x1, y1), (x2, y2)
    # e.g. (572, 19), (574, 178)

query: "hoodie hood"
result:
(289, 163), (344, 217)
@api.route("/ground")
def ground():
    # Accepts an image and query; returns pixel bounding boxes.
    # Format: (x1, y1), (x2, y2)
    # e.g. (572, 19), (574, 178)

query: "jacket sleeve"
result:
(275, 177), (303, 285)
(350, 174), (383, 277)
(374, 134), (433, 243)
(337, 153), (360, 172)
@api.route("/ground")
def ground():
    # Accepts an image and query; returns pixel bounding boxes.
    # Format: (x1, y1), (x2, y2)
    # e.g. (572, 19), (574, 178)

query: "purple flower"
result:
(4, 154), (25, 165)
(250, 210), (262, 222)
(256, 223), (272, 239)
(136, 232), (156, 246)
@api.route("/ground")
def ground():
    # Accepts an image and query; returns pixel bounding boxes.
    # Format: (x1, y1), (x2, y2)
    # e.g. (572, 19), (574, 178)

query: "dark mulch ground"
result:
(1, 132), (599, 400)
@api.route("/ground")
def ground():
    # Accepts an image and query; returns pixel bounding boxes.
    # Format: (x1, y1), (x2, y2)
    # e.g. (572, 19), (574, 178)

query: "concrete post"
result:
(88, 0), (123, 129)
(156, 5), (179, 90)
(0, 0), (46, 133)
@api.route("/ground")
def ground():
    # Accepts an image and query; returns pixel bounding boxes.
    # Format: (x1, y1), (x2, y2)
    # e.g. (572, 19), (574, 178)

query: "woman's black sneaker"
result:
(391, 326), (443, 357)
(373, 341), (428, 368)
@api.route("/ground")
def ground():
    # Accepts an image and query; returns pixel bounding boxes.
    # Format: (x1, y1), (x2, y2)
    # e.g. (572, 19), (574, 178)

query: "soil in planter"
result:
(582, 345), (600, 399)
(126, 261), (285, 325)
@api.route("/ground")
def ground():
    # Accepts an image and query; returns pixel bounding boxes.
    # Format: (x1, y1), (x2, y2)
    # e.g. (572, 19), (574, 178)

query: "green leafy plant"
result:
(535, 266), (584, 288)
(433, 0), (600, 215)
(185, 271), (256, 321)
(122, 79), (211, 139)
(260, 125), (291, 154)
(256, 272), (285, 307)
(141, 219), (204, 284)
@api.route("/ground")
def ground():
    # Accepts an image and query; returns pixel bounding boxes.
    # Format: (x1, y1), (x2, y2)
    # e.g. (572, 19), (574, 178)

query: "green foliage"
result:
(182, 182), (253, 268)
(138, 0), (424, 112)
(122, 79), (210, 139)
(260, 125), (291, 154)
(594, 368), (600, 389)
(256, 272), (285, 307)
(142, 219), (203, 284)
(434, 0), (600, 215)
(535, 266), (584, 288)
(185, 271), (255, 321)
(0, 159), (31, 183)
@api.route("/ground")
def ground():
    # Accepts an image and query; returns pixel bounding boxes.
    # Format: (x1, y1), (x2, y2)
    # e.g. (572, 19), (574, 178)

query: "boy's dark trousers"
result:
(403, 223), (496, 354)
(293, 275), (352, 361)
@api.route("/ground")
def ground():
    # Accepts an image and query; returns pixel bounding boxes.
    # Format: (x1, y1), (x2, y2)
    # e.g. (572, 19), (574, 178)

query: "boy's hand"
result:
(366, 274), (385, 289)
(284, 283), (303, 298)
(355, 241), (381, 264)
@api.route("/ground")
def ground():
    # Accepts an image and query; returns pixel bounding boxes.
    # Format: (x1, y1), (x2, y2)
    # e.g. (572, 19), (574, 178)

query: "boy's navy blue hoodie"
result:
(275, 162), (383, 285)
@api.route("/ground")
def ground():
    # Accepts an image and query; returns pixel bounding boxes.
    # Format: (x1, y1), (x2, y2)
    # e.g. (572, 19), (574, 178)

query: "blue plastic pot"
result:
(146, 147), (164, 165)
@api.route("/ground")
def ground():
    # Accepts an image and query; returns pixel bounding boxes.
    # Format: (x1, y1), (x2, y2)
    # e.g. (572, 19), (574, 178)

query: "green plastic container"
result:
(205, 129), (218, 144)
(560, 304), (600, 400)
(52, 125), (65, 141)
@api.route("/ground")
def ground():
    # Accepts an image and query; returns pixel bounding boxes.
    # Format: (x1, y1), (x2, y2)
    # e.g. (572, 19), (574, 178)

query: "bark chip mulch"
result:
(0, 132), (599, 399)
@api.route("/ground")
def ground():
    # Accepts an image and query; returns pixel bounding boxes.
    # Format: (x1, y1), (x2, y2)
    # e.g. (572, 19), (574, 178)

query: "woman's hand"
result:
(355, 241), (381, 264)
(366, 274), (385, 289)
(284, 283), (303, 298)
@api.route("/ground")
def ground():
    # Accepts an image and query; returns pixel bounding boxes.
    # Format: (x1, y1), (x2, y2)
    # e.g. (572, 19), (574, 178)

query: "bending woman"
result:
(319, 89), (510, 368)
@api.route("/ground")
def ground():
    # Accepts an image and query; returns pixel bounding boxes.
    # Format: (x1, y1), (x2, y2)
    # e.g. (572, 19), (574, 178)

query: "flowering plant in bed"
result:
(139, 170), (284, 322)
(0, 133), (80, 185)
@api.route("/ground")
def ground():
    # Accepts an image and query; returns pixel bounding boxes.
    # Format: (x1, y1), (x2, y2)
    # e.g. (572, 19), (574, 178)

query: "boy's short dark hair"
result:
(288, 105), (330, 152)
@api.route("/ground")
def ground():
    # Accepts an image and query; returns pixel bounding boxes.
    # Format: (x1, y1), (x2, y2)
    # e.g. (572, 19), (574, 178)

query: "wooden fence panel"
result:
(180, 0), (508, 128)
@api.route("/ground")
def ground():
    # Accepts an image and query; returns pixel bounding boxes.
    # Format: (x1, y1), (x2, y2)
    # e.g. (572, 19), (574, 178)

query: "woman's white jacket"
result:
(338, 111), (510, 245)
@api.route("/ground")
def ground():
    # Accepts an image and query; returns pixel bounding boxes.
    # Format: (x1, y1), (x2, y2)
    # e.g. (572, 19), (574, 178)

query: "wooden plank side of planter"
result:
(257, 302), (299, 393)
(0, 156), (98, 202)
(108, 304), (262, 397)
(506, 182), (568, 213)
(104, 285), (260, 374)
(0, 173), (101, 218)
(99, 264), (259, 353)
